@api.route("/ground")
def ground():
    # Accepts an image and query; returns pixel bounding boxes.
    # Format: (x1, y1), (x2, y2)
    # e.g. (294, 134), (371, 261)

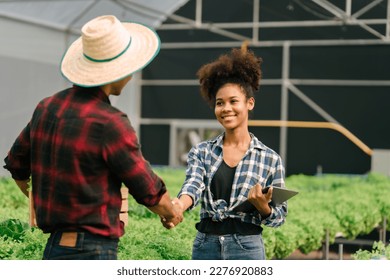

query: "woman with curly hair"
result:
(173, 45), (288, 260)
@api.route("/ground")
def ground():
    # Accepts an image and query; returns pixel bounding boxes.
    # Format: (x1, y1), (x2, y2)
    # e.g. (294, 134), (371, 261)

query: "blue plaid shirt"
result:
(178, 132), (287, 228)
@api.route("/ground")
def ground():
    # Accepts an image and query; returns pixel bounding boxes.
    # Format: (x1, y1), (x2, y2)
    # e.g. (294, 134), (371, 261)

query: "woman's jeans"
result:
(192, 231), (266, 260)
(43, 231), (119, 260)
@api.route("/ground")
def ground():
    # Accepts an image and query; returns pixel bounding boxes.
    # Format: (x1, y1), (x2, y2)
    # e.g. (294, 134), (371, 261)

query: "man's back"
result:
(30, 86), (126, 237)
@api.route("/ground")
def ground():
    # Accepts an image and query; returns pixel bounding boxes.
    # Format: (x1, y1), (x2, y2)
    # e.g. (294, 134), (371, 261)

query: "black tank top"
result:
(196, 160), (262, 235)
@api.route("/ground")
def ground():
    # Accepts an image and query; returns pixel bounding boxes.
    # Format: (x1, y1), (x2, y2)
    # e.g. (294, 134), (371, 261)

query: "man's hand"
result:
(247, 183), (273, 218)
(160, 201), (184, 229)
(159, 194), (194, 229)
(148, 192), (184, 230)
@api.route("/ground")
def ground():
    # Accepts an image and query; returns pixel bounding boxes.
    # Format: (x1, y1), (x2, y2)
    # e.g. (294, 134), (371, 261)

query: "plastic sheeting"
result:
(0, 0), (189, 176)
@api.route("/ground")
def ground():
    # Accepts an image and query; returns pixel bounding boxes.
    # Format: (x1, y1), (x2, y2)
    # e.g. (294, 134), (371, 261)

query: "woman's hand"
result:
(247, 183), (273, 218)
(160, 195), (192, 229)
(171, 197), (186, 213)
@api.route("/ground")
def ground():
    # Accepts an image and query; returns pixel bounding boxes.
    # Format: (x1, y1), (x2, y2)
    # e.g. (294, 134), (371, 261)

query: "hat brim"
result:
(60, 22), (160, 87)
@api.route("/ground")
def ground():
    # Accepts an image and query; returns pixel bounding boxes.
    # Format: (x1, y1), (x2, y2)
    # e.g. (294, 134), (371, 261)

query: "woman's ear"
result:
(248, 97), (255, 111)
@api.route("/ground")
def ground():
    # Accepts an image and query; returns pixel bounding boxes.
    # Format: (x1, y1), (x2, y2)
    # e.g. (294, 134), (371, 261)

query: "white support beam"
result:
(311, 0), (346, 19)
(387, 0), (390, 39)
(345, 0), (352, 17)
(289, 79), (390, 87)
(169, 122), (178, 166)
(141, 78), (390, 87)
(312, 0), (386, 40)
(167, 7), (251, 41)
(353, 18), (386, 40)
(159, 19), (389, 30)
(279, 42), (290, 166)
(352, 0), (383, 18)
(288, 83), (340, 125)
(141, 118), (220, 128)
(140, 78), (283, 86)
(195, 0), (202, 27)
(161, 38), (390, 49)
(252, 0), (260, 43)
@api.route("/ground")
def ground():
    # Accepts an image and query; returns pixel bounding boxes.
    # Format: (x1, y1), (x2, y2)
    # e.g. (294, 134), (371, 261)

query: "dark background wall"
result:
(139, 0), (390, 176)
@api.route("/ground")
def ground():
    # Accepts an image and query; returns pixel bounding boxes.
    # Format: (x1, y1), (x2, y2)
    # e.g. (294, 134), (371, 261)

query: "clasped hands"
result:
(160, 198), (185, 229)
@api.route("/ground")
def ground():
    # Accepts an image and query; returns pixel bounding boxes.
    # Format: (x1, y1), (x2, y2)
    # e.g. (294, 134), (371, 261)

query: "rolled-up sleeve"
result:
(262, 155), (288, 227)
(178, 146), (206, 210)
(3, 122), (32, 180)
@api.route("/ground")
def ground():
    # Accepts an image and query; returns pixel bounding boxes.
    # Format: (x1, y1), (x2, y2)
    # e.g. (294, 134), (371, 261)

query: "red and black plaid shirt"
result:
(4, 86), (166, 238)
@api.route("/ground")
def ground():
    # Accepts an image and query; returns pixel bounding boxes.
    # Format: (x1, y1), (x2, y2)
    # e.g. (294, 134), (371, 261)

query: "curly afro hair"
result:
(197, 42), (263, 108)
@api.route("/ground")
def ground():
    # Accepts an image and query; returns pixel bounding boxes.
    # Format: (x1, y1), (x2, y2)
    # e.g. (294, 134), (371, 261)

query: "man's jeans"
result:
(43, 231), (119, 260)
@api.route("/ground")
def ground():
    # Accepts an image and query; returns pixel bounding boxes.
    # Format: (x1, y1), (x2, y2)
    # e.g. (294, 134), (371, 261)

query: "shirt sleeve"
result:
(102, 115), (166, 207)
(178, 145), (206, 210)
(3, 122), (32, 180)
(261, 155), (288, 227)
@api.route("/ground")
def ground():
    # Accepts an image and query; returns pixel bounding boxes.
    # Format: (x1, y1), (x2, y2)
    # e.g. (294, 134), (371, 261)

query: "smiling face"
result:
(214, 83), (254, 131)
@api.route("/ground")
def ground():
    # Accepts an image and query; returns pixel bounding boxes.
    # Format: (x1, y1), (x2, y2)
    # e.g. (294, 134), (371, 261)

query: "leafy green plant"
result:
(352, 241), (390, 260)
(1, 171), (390, 260)
(0, 218), (29, 241)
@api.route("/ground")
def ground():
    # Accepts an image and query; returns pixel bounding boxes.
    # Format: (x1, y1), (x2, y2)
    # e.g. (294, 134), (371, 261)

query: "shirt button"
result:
(220, 236), (225, 241)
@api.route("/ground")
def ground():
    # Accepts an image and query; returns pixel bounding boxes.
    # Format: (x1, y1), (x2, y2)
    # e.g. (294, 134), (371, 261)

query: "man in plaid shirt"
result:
(3, 15), (182, 260)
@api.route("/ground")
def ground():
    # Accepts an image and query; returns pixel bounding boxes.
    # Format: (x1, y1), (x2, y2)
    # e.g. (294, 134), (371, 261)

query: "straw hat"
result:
(61, 15), (160, 87)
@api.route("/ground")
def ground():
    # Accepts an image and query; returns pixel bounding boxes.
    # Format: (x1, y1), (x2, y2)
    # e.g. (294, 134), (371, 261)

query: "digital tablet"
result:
(233, 187), (298, 213)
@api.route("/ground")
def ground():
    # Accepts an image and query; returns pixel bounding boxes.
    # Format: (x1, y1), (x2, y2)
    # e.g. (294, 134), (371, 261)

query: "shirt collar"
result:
(72, 85), (111, 104)
(209, 132), (266, 151)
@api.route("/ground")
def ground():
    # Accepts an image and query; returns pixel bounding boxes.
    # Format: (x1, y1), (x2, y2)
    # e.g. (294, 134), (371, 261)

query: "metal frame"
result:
(2, 0), (389, 166)
(322, 217), (388, 260)
(141, 0), (390, 167)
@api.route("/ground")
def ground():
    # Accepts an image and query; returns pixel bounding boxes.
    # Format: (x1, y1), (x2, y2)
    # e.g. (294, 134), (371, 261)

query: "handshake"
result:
(159, 197), (186, 229)
(148, 192), (189, 230)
